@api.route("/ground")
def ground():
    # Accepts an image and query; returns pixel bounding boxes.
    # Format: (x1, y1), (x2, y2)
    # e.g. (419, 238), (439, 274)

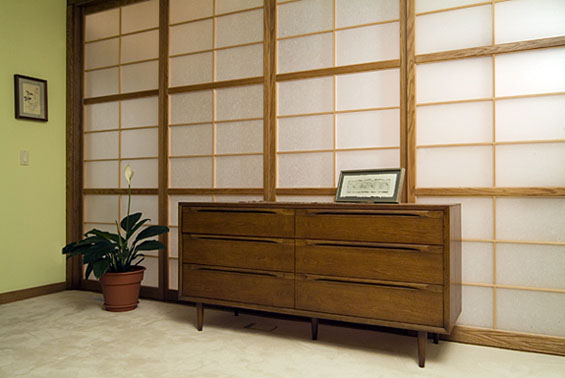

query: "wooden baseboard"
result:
(0, 282), (66, 305)
(447, 326), (565, 357)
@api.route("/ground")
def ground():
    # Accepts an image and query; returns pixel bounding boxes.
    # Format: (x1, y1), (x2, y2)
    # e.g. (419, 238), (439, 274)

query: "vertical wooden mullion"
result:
(212, 0), (217, 199)
(399, 0), (408, 203)
(158, 0), (170, 300)
(405, 0), (416, 203)
(491, 0), (497, 329)
(332, 0), (337, 187)
(118, 7), (123, 192)
(263, 0), (277, 201)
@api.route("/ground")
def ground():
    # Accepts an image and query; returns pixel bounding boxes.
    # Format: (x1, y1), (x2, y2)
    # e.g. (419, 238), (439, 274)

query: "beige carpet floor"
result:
(0, 291), (563, 378)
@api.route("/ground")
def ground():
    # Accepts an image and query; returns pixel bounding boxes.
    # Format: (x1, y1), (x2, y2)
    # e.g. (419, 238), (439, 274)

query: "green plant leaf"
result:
(93, 259), (111, 279)
(134, 225), (170, 243)
(134, 240), (166, 251)
(81, 243), (115, 264)
(120, 212), (142, 233)
(85, 264), (94, 280)
(85, 229), (122, 244)
(128, 218), (150, 238)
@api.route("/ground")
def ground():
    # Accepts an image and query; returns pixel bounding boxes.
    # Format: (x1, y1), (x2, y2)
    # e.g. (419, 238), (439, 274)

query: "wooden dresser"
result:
(179, 202), (461, 367)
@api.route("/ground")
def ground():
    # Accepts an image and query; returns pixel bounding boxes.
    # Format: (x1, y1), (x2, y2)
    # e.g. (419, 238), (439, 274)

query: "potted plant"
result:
(63, 165), (169, 312)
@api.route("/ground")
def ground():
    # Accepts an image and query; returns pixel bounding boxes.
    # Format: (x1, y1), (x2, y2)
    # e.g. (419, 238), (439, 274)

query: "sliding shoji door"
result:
(413, 0), (565, 338)
(167, 0), (265, 290)
(276, 0), (402, 202)
(83, 0), (161, 289)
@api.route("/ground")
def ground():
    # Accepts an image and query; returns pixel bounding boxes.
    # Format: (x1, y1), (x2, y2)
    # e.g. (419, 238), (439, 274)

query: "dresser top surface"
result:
(179, 201), (460, 211)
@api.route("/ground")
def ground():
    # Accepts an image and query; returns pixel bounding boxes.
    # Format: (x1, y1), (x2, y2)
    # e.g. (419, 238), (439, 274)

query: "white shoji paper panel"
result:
(84, 161), (119, 189)
(122, 97), (158, 128)
(417, 57), (492, 103)
(121, 128), (159, 159)
(496, 198), (565, 243)
(417, 196), (494, 240)
(495, 0), (565, 44)
(497, 244), (565, 290)
(215, 155), (263, 188)
(417, 146), (493, 188)
(416, 5), (491, 55)
(336, 22), (399, 66)
(85, 38), (119, 70)
(336, 109), (400, 149)
(417, 101), (492, 145)
(169, 259), (178, 290)
(336, 0), (398, 28)
(278, 115), (334, 152)
(457, 286), (493, 328)
(337, 70), (400, 110)
(170, 52), (213, 87)
(169, 228), (178, 258)
(169, 0), (213, 24)
(84, 131), (119, 160)
(120, 195), (159, 225)
(84, 68), (119, 98)
(169, 157), (213, 188)
(278, 0), (333, 38)
(215, 0), (262, 14)
(84, 102), (119, 132)
(169, 90), (213, 124)
(169, 124), (213, 156)
(216, 120), (263, 154)
(216, 9), (263, 48)
(169, 20), (213, 56)
(85, 8), (119, 41)
(141, 256), (159, 287)
(277, 195), (335, 203)
(497, 289), (565, 337)
(496, 95), (565, 142)
(278, 77), (334, 116)
(416, 0), (486, 14)
(278, 33), (333, 74)
(169, 195), (213, 226)
(120, 159), (158, 188)
(216, 44), (263, 81)
(84, 223), (116, 234)
(121, 0), (158, 34)
(336, 149), (400, 175)
(495, 48), (565, 97)
(462, 242), (493, 284)
(84, 195), (119, 223)
(122, 61), (158, 93)
(496, 143), (565, 187)
(215, 85), (263, 121)
(214, 195), (263, 202)
(278, 152), (333, 188)
(121, 30), (159, 64)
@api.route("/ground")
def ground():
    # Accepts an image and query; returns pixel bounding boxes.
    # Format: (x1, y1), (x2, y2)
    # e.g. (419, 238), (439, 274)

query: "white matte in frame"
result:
(216, 44), (263, 81)
(462, 242), (493, 284)
(215, 0), (262, 15)
(496, 197), (565, 243)
(140, 256), (159, 287)
(278, 77), (334, 116)
(416, 5), (492, 55)
(497, 289), (565, 337)
(169, 259), (178, 290)
(336, 109), (400, 149)
(121, 61), (158, 93)
(337, 69), (400, 110)
(84, 161), (119, 189)
(84, 131), (119, 160)
(278, 114), (334, 152)
(277, 0), (333, 38)
(336, 22), (400, 66)
(120, 195), (159, 226)
(216, 120), (263, 154)
(122, 97), (159, 128)
(170, 53), (213, 87)
(495, 48), (565, 97)
(417, 146), (493, 188)
(336, 0), (399, 28)
(84, 195), (119, 223)
(416, 0), (487, 14)
(120, 159), (159, 188)
(456, 286), (493, 328)
(169, 90), (213, 124)
(169, 0), (213, 24)
(215, 85), (263, 121)
(85, 8), (119, 42)
(84, 38), (119, 70)
(278, 152), (334, 188)
(169, 157), (213, 188)
(169, 20), (213, 56)
(84, 67), (119, 98)
(215, 155), (263, 188)
(496, 143), (565, 187)
(215, 9), (263, 48)
(416, 57), (492, 103)
(495, 0), (565, 44)
(278, 33), (333, 74)
(169, 195), (213, 226)
(121, 30), (159, 64)
(417, 101), (493, 145)
(336, 149), (400, 178)
(84, 102), (119, 132)
(121, 0), (159, 34)
(121, 128), (159, 159)
(169, 124), (213, 156)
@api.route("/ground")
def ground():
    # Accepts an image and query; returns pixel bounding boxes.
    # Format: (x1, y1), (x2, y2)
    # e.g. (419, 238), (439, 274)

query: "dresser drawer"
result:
(296, 240), (443, 285)
(182, 206), (294, 238)
(183, 234), (295, 272)
(296, 275), (443, 327)
(182, 264), (294, 308)
(296, 209), (444, 245)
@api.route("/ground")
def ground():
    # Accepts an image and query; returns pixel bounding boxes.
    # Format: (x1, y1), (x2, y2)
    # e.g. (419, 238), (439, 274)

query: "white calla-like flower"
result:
(124, 164), (134, 185)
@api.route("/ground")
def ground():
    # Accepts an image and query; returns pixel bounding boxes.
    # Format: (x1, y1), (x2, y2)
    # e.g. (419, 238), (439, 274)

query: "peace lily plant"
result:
(63, 165), (169, 279)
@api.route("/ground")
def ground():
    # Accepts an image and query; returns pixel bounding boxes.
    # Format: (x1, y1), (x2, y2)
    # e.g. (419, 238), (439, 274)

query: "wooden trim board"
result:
(0, 283), (66, 305)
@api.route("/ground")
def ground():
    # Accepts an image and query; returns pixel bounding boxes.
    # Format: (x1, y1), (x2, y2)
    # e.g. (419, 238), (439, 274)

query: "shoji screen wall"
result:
(413, 0), (565, 338)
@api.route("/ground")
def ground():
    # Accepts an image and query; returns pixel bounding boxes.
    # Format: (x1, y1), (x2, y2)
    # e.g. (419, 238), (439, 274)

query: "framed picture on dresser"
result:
(335, 168), (405, 203)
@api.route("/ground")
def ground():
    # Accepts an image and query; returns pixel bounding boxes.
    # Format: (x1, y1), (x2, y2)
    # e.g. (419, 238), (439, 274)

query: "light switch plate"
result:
(20, 150), (30, 166)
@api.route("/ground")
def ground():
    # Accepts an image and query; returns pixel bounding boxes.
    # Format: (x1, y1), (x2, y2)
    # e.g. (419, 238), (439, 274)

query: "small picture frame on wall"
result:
(336, 168), (405, 203)
(14, 74), (48, 122)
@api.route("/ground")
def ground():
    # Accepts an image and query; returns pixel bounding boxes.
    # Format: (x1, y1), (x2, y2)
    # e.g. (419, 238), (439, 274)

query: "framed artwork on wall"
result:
(335, 168), (405, 203)
(14, 74), (48, 122)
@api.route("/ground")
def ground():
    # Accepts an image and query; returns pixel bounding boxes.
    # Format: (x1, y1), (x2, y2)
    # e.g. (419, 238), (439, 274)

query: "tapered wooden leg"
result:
(417, 331), (427, 368)
(234, 309), (239, 316)
(433, 333), (439, 344)
(311, 318), (319, 340)
(196, 303), (204, 331)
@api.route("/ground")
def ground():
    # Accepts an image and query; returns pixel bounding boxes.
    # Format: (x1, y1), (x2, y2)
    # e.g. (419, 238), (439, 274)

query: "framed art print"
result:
(14, 74), (48, 122)
(336, 168), (405, 203)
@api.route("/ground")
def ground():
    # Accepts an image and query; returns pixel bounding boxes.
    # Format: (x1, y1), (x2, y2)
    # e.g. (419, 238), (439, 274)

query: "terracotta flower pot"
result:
(99, 266), (146, 312)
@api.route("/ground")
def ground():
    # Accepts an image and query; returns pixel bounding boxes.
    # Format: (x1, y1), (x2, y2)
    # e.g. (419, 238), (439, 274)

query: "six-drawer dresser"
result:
(179, 202), (461, 367)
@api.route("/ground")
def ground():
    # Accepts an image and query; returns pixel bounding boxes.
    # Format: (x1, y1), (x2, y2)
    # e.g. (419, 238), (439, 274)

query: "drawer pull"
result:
(311, 242), (428, 253)
(314, 278), (422, 292)
(196, 209), (279, 215)
(300, 274), (434, 292)
(190, 234), (281, 244)
(192, 266), (281, 278)
(307, 211), (426, 218)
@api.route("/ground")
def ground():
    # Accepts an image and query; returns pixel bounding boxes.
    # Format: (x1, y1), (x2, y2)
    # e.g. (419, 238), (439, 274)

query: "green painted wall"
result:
(0, 0), (67, 293)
